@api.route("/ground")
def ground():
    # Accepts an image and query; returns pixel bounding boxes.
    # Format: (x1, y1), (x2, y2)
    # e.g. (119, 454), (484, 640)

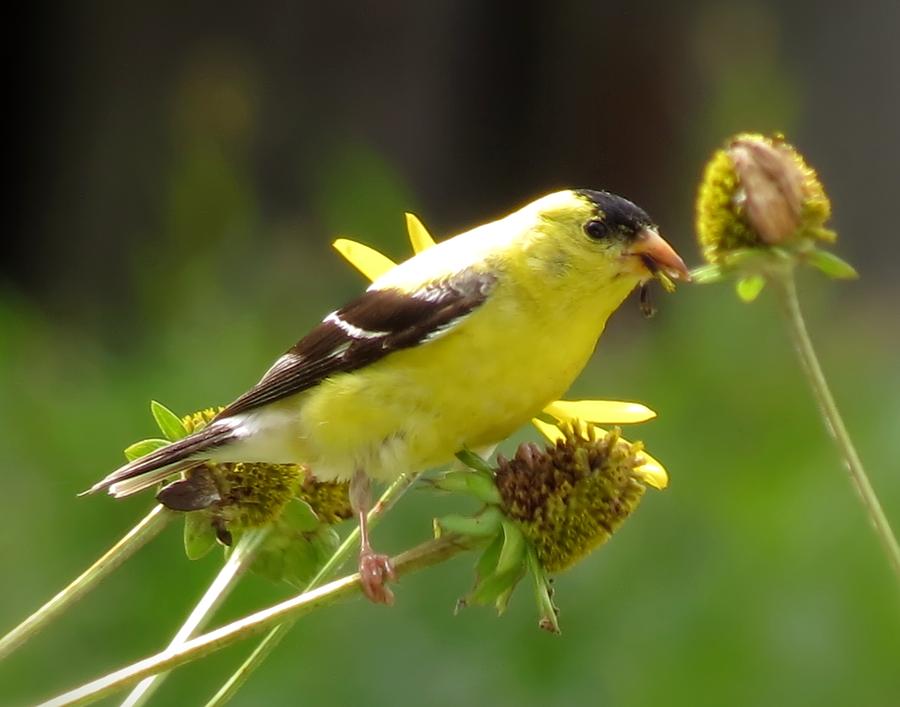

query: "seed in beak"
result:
(629, 228), (691, 282)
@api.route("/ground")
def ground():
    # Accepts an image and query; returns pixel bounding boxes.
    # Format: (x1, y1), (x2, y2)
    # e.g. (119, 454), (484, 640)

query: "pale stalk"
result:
(204, 472), (417, 707)
(39, 534), (474, 707)
(119, 526), (271, 707)
(0, 505), (172, 660)
(771, 270), (900, 582)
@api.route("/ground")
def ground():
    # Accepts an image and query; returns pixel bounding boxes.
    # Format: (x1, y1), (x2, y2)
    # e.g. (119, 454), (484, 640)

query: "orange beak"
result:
(628, 227), (691, 282)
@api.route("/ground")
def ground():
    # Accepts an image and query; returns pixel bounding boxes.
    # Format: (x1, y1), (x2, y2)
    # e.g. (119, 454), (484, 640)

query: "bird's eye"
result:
(584, 219), (611, 240)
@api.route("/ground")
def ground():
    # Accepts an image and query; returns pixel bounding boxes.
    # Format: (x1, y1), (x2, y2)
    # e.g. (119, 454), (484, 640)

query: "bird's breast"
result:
(293, 281), (632, 483)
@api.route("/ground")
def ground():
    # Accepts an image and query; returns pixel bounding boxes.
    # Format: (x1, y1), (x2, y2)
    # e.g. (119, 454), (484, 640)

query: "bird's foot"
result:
(358, 549), (396, 605)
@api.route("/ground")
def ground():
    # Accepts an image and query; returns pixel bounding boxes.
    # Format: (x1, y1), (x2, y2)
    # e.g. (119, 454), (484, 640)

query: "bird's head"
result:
(518, 189), (690, 286)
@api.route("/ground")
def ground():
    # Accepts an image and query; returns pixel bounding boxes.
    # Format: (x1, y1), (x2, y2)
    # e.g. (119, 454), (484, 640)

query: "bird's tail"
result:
(84, 422), (236, 498)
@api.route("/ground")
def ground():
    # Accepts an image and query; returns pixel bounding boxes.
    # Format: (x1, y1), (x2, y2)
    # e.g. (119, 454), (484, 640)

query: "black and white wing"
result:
(216, 269), (496, 419)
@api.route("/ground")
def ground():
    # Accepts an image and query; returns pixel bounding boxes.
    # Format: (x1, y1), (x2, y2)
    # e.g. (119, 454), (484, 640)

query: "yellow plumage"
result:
(218, 191), (669, 482)
(91, 187), (687, 603)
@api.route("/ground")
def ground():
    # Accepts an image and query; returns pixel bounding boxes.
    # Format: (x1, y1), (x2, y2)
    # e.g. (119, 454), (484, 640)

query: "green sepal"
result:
(430, 469), (502, 505)
(124, 438), (170, 462)
(456, 521), (531, 615)
(151, 400), (189, 442)
(183, 512), (217, 560)
(455, 448), (495, 475)
(464, 562), (525, 612)
(807, 249), (858, 279)
(474, 532), (504, 581)
(736, 275), (766, 302)
(689, 263), (725, 284)
(527, 548), (560, 634)
(434, 506), (504, 539)
(496, 520), (527, 575)
(723, 248), (766, 268)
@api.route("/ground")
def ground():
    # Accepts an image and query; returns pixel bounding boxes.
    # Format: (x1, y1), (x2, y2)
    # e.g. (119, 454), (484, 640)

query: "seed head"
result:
(494, 425), (651, 572)
(697, 133), (834, 263)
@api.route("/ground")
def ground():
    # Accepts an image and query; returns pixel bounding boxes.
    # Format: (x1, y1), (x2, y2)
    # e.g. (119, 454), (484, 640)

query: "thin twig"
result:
(39, 534), (474, 707)
(118, 527), (271, 707)
(0, 505), (173, 660)
(772, 270), (900, 582)
(204, 472), (417, 707)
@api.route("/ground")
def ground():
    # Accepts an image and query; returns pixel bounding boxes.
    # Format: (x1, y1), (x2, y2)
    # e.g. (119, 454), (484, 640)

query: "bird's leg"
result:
(349, 470), (396, 605)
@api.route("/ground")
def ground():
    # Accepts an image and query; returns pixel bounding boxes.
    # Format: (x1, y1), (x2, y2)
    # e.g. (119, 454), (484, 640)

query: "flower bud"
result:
(697, 133), (834, 263)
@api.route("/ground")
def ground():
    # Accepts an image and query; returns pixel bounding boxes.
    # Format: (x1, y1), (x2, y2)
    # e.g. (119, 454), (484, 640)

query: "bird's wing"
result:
(217, 269), (496, 419)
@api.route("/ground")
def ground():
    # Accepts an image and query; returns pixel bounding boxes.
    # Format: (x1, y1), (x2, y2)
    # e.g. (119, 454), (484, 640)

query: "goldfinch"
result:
(88, 189), (689, 603)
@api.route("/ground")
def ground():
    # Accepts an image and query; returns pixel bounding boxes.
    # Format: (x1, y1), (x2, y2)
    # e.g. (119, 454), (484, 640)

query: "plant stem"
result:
(772, 270), (900, 581)
(118, 527), (270, 707)
(204, 472), (417, 707)
(39, 533), (474, 707)
(0, 505), (172, 660)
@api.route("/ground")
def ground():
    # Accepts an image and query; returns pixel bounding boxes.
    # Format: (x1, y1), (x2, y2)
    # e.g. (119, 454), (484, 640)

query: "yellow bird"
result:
(88, 189), (689, 603)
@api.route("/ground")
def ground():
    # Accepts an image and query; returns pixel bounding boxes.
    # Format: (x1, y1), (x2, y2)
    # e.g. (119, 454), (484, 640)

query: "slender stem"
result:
(204, 472), (417, 707)
(0, 505), (173, 660)
(118, 527), (270, 707)
(39, 534), (474, 707)
(772, 270), (900, 581)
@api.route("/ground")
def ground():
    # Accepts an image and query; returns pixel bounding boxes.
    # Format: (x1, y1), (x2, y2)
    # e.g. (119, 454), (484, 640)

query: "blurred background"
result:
(3, 1), (899, 705)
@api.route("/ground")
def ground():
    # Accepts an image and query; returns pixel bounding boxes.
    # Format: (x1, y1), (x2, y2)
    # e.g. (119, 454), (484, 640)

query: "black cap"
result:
(575, 189), (655, 236)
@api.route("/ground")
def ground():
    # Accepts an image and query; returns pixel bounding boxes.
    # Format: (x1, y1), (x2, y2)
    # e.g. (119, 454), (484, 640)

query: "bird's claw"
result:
(358, 550), (396, 605)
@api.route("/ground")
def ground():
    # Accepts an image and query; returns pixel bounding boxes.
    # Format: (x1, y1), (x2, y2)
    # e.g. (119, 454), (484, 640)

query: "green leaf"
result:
(183, 513), (217, 560)
(281, 538), (320, 587)
(280, 499), (321, 533)
(808, 249), (859, 279)
(736, 275), (766, 302)
(151, 400), (189, 442)
(124, 438), (170, 462)
(309, 526), (341, 565)
(251, 546), (287, 583)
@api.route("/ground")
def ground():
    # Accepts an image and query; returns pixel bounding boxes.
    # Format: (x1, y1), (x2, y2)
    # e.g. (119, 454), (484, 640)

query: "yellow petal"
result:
(532, 418), (668, 489)
(633, 451), (669, 490)
(405, 212), (437, 253)
(332, 239), (396, 282)
(530, 418), (566, 443)
(542, 399), (657, 425)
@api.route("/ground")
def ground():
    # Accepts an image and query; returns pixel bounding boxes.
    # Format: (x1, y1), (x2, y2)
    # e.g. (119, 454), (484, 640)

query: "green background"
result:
(2, 2), (899, 705)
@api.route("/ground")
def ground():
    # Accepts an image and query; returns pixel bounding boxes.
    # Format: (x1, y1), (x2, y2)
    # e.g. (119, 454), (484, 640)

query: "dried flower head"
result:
(296, 475), (354, 525)
(433, 420), (666, 632)
(697, 133), (834, 263)
(495, 425), (657, 572)
(125, 401), (349, 585)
